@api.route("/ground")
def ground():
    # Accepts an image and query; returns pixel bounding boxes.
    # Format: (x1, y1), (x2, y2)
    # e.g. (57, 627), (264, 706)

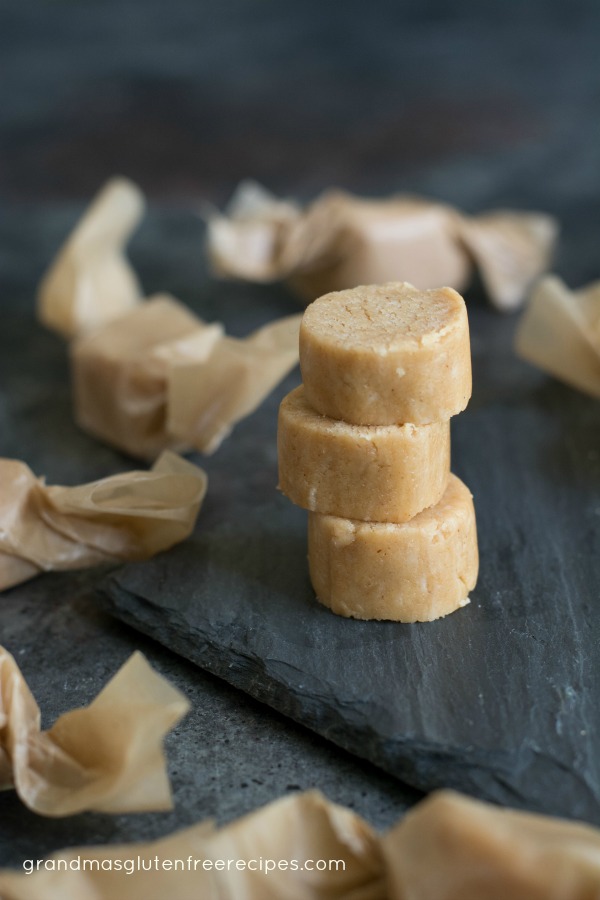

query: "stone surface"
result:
(0, 214), (419, 869)
(99, 299), (600, 823)
(1, 0), (600, 875)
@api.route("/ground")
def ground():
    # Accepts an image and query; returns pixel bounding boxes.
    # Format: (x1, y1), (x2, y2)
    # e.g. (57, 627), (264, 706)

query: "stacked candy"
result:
(278, 282), (479, 622)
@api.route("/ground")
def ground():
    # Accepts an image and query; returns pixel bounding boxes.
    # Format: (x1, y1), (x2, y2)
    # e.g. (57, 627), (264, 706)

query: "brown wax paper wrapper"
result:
(0, 646), (189, 817)
(0, 790), (384, 899)
(206, 180), (558, 311)
(515, 274), (600, 398)
(166, 313), (302, 454)
(36, 180), (301, 459)
(202, 788), (385, 900)
(0, 450), (207, 591)
(4, 788), (600, 900)
(38, 177), (145, 339)
(384, 790), (600, 899)
(72, 293), (301, 459)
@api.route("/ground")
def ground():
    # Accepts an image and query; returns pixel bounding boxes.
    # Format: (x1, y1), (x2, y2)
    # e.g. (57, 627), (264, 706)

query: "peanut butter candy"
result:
(71, 294), (223, 459)
(300, 282), (472, 425)
(278, 385), (450, 522)
(3, 787), (598, 899)
(308, 474), (478, 622)
(72, 294), (301, 458)
(207, 181), (558, 310)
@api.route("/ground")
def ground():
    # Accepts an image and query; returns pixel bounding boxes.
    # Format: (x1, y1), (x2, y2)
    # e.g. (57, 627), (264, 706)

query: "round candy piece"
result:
(308, 474), (478, 622)
(278, 385), (450, 523)
(300, 282), (472, 425)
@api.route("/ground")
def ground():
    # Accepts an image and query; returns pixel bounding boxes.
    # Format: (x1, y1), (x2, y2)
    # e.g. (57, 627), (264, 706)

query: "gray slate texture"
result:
(99, 300), (600, 823)
(1, 0), (600, 872)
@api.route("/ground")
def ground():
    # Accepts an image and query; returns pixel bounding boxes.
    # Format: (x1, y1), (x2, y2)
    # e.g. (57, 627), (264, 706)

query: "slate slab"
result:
(98, 302), (600, 824)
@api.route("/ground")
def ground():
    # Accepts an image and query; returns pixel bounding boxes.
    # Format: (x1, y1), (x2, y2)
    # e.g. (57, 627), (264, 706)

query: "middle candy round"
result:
(278, 385), (450, 523)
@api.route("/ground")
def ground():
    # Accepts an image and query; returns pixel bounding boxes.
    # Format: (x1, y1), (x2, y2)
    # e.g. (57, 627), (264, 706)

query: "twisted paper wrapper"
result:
(71, 295), (301, 459)
(0, 450), (207, 591)
(0, 647), (189, 818)
(36, 178), (302, 459)
(206, 181), (558, 311)
(515, 275), (600, 398)
(1, 789), (600, 897)
(37, 178), (145, 339)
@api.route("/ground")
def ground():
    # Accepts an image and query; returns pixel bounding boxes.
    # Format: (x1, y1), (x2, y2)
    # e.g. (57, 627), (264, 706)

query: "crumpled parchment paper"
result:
(36, 180), (301, 459)
(0, 647), (189, 817)
(206, 181), (558, 311)
(384, 790), (600, 900)
(71, 294), (301, 459)
(2, 788), (600, 898)
(165, 312), (302, 454)
(37, 178), (145, 340)
(0, 450), (207, 591)
(0, 790), (383, 899)
(515, 274), (600, 398)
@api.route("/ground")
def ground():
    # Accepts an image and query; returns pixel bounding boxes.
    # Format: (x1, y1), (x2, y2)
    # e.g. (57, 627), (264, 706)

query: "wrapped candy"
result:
(0, 647), (189, 817)
(2, 788), (600, 897)
(37, 178), (302, 459)
(0, 450), (207, 591)
(0, 790), (383, 898)
(207, 181), (558, 311)
(384, 790), (600, 900)
(71, 295), (301, 458)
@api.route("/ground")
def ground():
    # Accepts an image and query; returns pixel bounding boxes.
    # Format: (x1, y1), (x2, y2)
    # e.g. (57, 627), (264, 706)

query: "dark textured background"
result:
(1, 0), (599, 872)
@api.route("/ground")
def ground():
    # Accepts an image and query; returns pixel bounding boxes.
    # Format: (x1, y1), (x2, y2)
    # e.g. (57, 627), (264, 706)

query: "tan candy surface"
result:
(300, 282), (472, 424)
(71, 295), (206, 459)
(278, 386), (450, 523)
(308, 474), (478, 622)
